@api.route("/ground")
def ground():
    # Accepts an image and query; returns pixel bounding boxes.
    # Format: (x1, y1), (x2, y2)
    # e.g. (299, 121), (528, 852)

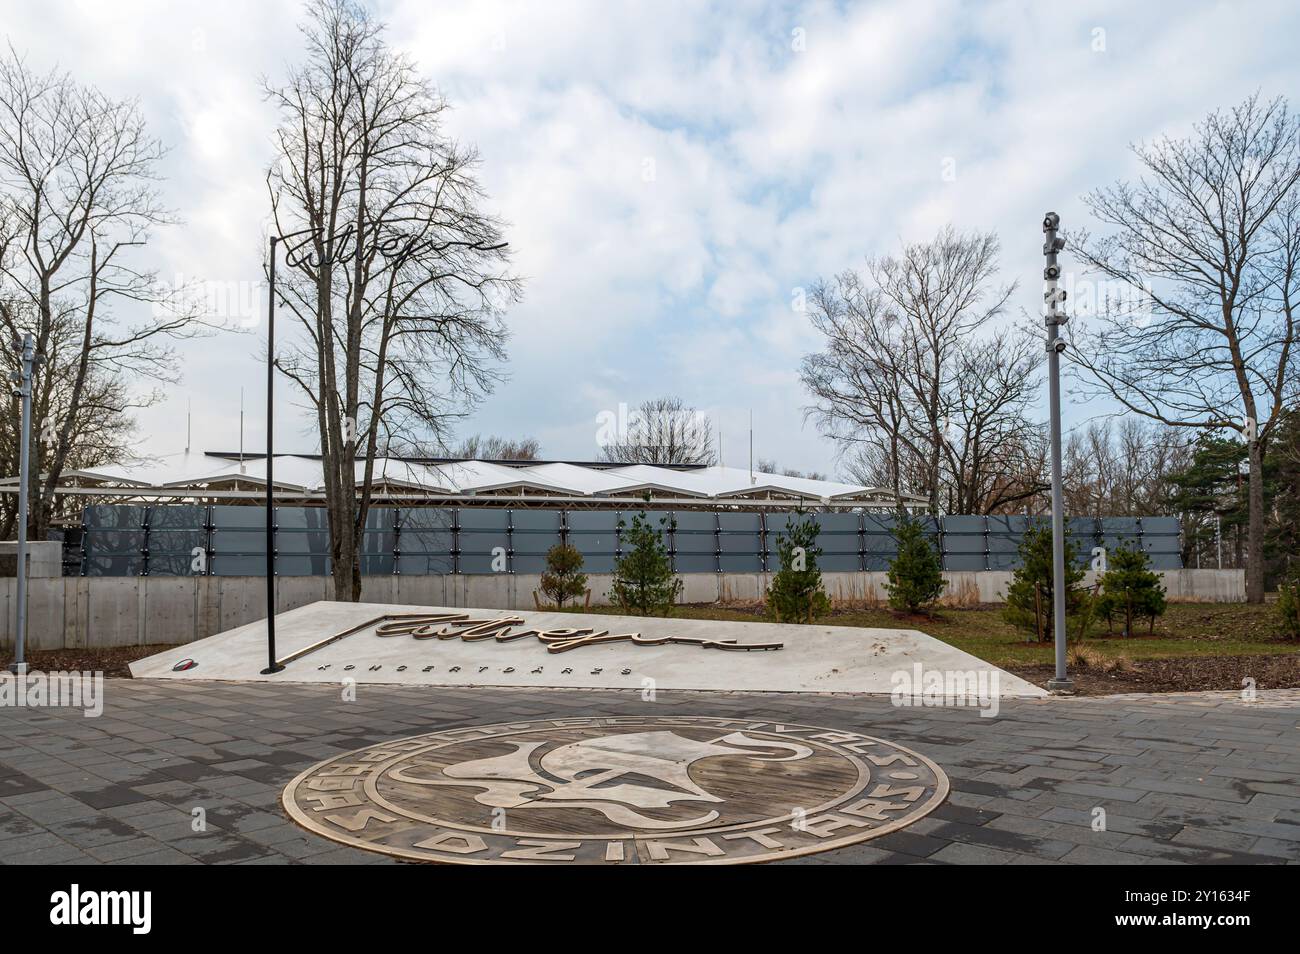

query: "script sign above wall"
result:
(375, 614), (785, 653)
(276, 612), (783, 669)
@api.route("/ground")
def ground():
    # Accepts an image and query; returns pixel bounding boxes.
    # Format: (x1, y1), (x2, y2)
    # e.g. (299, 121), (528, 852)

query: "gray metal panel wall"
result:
(457, 508), (512, 574)
(72, 506), (1185, 576)
(666, 511), (714, 574)
(511, 510), (562, 574)
(210, 505), (268, 576)
(810, 512), (862, 572)
(564, 511), (620, 573)
(396, 509), (455, 575)
(274, 507), (332, 576)
(718, 512), (762, 572)
(81, 505), (149, 576)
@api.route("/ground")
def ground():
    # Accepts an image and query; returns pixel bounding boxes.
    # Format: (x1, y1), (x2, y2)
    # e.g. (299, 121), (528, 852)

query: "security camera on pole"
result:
(1042, 213), (1074, 692)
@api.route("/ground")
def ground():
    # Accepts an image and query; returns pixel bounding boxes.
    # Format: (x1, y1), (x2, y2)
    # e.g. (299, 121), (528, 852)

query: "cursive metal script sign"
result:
(275, 612), (782, 669)
(375, 614), (784, 653)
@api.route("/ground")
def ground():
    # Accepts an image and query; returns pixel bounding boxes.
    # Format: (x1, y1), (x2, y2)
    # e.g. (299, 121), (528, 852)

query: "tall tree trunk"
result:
(1246, 440), (1266, 602)
(328, 453), (356, 601)
(890, 431), (901, 502)
(351, 518), (363, 601)
(37, 249), (99, 540)
(332, 546), (355, 600)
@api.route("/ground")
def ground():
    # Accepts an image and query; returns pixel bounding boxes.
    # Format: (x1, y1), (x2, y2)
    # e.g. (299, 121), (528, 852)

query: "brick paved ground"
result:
(0, 679), (1297, 864)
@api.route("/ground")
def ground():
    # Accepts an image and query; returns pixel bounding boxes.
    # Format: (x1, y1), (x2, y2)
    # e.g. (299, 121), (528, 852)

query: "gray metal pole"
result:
(11, 333), (35, 674)
(1042, 213), (1074, 692)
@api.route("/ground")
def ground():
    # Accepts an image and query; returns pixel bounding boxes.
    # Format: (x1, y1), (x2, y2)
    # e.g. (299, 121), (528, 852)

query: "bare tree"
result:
(841, 444), (926, 494)
(0, 44), (204, 538)
(801, 270), (911, 498)
(941, 330), (1047, 513)
(801, 226), (1020, 511)
(265, 0), (520, 600)
(446, 433), (540, 460)
(598, 395), (715, 465)
(1062, 419), (1191, 518)
(1070, 93), (1300, 601)
(755, 459), (827, 481)
(0, 298), (141, 535)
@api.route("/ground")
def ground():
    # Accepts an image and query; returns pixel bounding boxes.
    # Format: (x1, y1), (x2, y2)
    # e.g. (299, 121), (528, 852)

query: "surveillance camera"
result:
(1044, 264), (1060, 280)
(1043, 212), (1060, 231)
(1052, 340), (1067, 354)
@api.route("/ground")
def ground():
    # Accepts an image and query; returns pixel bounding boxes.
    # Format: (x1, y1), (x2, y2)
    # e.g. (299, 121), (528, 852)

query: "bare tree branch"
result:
(1067, 92), (1300, 601)
(264, 0), (521, 600)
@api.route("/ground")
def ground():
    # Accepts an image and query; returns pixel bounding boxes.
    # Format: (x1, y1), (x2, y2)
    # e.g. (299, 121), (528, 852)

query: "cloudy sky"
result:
(1, 0), (1296, 475)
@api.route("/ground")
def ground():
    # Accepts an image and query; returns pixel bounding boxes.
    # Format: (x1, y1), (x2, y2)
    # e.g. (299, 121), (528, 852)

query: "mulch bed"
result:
(11, 645), (180, 679)
(1010, 653), (1300, 696)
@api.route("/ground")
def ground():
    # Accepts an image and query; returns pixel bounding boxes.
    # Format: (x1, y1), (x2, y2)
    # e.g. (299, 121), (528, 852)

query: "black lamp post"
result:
(258, 222), (507, 676)
(261, 234), (282, 674)
(261, 225), (358, 675)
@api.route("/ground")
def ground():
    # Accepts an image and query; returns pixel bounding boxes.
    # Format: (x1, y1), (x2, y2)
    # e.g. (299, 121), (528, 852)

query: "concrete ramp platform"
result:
(129, 600), (1045, 697)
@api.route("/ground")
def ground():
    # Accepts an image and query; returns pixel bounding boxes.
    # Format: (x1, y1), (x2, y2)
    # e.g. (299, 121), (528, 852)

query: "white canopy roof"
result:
(7, 452), (924, 507)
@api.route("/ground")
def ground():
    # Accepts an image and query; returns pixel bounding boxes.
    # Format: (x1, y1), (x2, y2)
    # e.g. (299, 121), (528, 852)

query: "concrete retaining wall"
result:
(0, 568), (1246, 651)
(0, 541), (63, 578)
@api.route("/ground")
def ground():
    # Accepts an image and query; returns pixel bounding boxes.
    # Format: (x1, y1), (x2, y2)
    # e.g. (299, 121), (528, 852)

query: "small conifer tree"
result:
(609, 513), (682, 616)
(1003, 521), (1088, 642)
(539, 543), (588, 608)
(767, 514), (832, 623)
(1096, 542), (1167, 636)
(885, 516), (946, 615)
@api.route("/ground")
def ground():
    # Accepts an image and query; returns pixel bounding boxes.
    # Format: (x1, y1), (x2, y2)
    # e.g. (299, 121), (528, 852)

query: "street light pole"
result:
(8, 333), (37, 675)
(1043, 212), (1074, 693)
(261, 236), (283, 675)
(253, 221), (506, 674)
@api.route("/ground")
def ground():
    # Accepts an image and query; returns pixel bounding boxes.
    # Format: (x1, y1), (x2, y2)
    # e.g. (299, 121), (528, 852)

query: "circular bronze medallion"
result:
(282, 717), (948, 864)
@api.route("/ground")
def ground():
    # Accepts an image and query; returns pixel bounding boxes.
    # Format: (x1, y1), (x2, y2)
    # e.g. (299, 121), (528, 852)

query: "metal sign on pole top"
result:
(9, 332), (39, 675)
(1042, 213), (1075, 692)
(257, 225), (508, 675)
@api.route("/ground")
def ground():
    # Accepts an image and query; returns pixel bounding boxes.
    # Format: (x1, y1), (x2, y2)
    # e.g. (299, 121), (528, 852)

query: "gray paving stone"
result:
(114, 846), (203, 865)
(930, 841), (1021, 864)
(3, 837), (88, 864)
(84, 836), (172, 862)
(1170, 825), (1260, 852)
(1, 678), (1297, 865)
